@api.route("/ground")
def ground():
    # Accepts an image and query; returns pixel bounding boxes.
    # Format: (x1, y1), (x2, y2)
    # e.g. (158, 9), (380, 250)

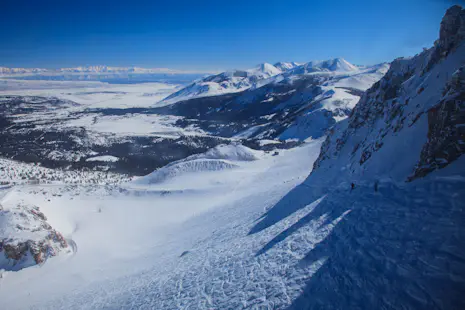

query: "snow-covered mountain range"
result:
(273, 61), (303, 71)
(159, 62), (285, 105)
(155, 58), (388, 141)
(0, 66), (209, 76)
(159, 57), (367, 105)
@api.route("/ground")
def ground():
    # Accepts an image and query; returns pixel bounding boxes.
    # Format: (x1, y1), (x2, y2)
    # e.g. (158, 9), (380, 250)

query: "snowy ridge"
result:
(158, 58), (363, 106)
(286, 57), (359, 75)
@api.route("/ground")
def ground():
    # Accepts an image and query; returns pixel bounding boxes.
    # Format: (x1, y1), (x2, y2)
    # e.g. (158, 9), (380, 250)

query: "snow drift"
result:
(189, 144), (262, 161)
(134, 159), (239, 185)
(135, 144), (261, 185)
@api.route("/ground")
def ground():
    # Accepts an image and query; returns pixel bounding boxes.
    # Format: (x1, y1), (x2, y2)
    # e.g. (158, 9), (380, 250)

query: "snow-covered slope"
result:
(2, 132), (465, 309)
(0, 138), (327, 309)
(312, 5), (465, 185)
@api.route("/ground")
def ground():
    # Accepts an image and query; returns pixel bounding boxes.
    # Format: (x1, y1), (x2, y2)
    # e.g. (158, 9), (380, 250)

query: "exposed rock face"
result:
(0, 202), (69, 271)
(439, 5), (465, 55)
(411, 66), (465, 179)
(313, 5), (465, 181)
(423, 5), (465, 74)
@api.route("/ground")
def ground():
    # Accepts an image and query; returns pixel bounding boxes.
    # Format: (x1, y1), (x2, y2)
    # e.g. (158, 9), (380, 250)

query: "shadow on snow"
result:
(251, 177), (465, 309)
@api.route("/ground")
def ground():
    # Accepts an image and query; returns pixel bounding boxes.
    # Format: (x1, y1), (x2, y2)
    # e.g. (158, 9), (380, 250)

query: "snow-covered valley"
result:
(1, 5), (465, 309)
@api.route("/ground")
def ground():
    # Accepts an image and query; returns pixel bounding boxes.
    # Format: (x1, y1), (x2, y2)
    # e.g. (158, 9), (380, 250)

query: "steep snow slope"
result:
(312, 5), (465, 184)
(0, 140), (325, 309)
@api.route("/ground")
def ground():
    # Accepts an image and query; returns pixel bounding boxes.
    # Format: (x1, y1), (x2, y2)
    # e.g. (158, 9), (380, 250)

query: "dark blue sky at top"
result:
(0, 0), (457, 71)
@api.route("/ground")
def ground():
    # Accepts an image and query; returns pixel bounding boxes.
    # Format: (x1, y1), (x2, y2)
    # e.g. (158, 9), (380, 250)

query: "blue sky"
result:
(0, 0), (456, 71)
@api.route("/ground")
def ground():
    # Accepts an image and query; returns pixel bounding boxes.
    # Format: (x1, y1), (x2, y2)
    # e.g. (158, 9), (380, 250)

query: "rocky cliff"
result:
(312, 5), (465, 182)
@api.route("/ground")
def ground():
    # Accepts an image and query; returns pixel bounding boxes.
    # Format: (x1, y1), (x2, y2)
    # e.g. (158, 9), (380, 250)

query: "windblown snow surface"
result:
(1, 140), (464, 309)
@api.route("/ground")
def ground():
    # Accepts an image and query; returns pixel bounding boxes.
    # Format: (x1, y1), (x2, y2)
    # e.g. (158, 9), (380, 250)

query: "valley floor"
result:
(1, 140), (464, 309)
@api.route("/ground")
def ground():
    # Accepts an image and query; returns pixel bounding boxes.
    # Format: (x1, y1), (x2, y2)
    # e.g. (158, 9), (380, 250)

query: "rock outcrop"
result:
(0, 202), (69, 271)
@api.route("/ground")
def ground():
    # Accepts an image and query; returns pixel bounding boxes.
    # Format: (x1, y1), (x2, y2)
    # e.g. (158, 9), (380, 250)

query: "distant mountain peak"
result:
(252, 63), (282, 76)
(308, 58), (358, 72)
(273, 62), (302, 71)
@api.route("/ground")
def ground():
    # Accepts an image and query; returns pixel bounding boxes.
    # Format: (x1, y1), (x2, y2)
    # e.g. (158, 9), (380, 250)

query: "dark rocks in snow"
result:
(0, 202), (69, 270)
(411, 66), (465, 180)
(1, 231), (67, 266)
